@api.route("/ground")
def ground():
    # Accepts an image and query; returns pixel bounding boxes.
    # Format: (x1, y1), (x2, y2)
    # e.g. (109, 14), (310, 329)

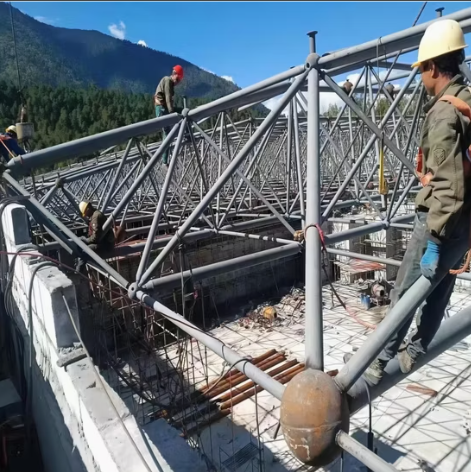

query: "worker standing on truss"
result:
(154, 65), (184, 166)
(346, 19), (471, 384)
(0, 126), (25, 163)
(75, 201), (116, 272)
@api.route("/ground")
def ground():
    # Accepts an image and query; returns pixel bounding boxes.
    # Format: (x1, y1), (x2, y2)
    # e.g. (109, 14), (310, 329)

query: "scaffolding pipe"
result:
(134, 290), (286, 401)
(336, 432), (399, 472)
(305, 50), (324, 370)
(136, 68), (310, 289)
(348, 304), (471, 414)
(141, 243), (301, 291)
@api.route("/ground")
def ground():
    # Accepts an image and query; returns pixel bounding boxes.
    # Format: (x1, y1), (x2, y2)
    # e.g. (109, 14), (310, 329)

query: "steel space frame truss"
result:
(4, 8), (471, 471)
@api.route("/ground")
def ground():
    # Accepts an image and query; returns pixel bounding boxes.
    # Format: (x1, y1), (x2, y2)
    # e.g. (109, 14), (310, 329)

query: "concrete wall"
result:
(109, 222), (305, 324)
(1, 203), (207, 472)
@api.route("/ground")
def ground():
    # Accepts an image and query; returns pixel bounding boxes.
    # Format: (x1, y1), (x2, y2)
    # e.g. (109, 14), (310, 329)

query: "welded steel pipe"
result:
(336, 431), (399, 472)
(305, 57), (324, 370)
(134, 290), (286, 400)
(317, 9), (471, 71)
(348, 304), (471, 414)
(141, 243), (301, 291)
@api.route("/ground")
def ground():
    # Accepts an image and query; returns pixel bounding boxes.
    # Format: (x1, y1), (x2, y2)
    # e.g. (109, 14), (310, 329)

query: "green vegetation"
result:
(0, 3), (241, 99)
(0, 3), (267, 169)
(0, 80), (264, 157)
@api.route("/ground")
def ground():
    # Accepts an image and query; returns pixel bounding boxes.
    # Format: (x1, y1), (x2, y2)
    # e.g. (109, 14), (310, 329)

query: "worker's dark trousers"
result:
(75, 244), (114, 273)
(155, 105), (187, 165)
(378, 211), (469, 364)
(155, 105), (172, 165)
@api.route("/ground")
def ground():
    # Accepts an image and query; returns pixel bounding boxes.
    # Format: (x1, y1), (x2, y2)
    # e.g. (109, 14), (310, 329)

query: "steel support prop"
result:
(305, 50), (324, 370)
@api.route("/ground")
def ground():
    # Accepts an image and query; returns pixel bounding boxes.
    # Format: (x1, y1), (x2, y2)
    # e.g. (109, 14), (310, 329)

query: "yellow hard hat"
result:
(79, 201), (90, 216)
(6, 125), (17, 135)
(412, 19), (467, 68)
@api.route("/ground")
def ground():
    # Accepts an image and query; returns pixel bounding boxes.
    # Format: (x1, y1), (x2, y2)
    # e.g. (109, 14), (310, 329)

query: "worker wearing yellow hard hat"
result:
(75, 201), (115, 272)
(0, 125), (26, 162)
(344, 19), (471, 385)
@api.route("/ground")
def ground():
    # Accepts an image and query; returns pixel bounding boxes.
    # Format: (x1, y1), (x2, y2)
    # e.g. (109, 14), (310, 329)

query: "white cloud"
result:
(221, 75), (235, 83)
(34, 16), (56, 25)
(201, 67), (216, 74)
(108, 21), (126, 40)
(137, 40), (147, 47)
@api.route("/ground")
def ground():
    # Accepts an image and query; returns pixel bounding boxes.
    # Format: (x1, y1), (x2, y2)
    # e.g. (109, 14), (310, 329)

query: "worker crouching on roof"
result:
(0, 126), (25, 163)
(75, 201), (116, 272)
(344, 19), (471, 385)
(154, 65), (184, 166)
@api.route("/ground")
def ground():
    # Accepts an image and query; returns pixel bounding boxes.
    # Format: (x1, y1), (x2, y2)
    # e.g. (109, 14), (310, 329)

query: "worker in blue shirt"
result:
(0, 126), (25, 162)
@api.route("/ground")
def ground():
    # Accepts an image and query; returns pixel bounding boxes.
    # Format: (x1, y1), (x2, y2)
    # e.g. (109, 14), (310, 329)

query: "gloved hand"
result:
(420, 240), (440, 279)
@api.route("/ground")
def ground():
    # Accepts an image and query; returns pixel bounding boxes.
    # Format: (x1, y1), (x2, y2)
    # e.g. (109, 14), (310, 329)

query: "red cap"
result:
(173, 65), (184, 80)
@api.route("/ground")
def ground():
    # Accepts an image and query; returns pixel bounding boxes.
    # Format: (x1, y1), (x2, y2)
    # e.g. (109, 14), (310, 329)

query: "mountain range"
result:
(0, 3), (242, 100)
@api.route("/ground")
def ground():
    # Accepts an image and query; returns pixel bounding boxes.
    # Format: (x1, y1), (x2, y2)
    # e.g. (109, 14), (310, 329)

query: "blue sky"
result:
(11, 1), (470, 89)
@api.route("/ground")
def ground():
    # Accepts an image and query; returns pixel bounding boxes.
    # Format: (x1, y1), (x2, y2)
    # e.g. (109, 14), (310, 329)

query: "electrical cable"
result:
(0, 247), (260, 471)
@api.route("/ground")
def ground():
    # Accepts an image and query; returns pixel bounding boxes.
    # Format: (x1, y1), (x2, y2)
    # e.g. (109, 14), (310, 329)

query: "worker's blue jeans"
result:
(378, 211), (470, 363)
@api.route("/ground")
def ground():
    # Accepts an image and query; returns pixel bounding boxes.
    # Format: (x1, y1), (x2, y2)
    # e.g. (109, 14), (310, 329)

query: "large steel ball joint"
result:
(280, 369), (350, 467)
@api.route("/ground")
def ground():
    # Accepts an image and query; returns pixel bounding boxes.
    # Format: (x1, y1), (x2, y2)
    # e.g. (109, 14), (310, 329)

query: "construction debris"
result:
(406, 384), (438, 397)
(237, 288), (306, 330)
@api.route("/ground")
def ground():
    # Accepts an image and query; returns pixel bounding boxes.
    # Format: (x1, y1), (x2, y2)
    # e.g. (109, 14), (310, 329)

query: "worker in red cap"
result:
(154, 65), (185, 165)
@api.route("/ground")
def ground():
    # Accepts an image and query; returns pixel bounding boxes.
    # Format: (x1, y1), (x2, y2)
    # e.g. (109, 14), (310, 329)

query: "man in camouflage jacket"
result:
(345, 19), (471, 385)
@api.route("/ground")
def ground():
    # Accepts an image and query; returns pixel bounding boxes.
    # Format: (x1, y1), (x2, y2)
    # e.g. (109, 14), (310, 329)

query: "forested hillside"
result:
(0, 3), (240, 99)
(0, 81), (264, 153)
(0, 3), (267, 157)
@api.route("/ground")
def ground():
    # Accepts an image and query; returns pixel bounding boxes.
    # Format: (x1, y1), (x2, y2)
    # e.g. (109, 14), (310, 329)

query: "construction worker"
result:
(76, 201), (115, 271)
(345, 19), (471, 385)
(154, 65), (184, 166)
(342, 79), (353, 95)
(0, 126), (25, 162)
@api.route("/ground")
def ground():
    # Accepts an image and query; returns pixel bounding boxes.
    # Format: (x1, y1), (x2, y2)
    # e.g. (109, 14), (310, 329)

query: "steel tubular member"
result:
(336, 431), (399, 472)
(141, 244), (301, 291)
(305, 51), (324, 371)
(348, 304), (471, 414)
(101, 121), (182, 233)
(134, 67), (310, 290)
(135, 118), (188, 283)
(317, 8), (471, 71)
(2, 172), (129, 289)
(134, 290), (285, 401)
(335, 275), (442, 393)
(6, 67), (304, 173)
